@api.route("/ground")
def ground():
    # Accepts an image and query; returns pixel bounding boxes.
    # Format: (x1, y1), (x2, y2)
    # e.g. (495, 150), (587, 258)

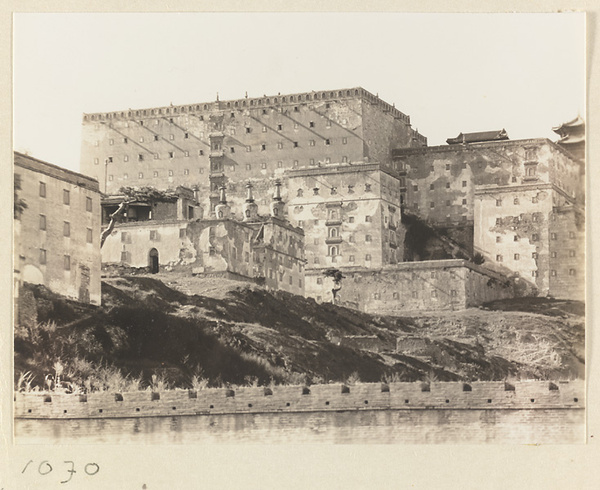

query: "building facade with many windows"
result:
(14, 152), (102, 305)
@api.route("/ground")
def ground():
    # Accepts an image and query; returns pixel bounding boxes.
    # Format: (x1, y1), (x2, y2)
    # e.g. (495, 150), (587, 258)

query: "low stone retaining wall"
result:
(15, 380), (584, 420)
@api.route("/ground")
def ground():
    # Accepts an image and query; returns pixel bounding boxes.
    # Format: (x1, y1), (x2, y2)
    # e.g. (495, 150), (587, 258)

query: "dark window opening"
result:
(341, 385), (350, 394)
(421, 383), (430, 392)
(302, 387), (310, 395)
(226, 389), (235, 398)
(79, 395), (87, 403)
(381, 384), (390, 393)
(462, 384), (472, 392)
(151, 392), (160, 401)
(115, 393), (123, 402)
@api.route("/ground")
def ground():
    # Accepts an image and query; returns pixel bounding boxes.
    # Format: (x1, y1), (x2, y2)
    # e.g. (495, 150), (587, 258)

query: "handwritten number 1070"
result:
(21, 460), (99, 484)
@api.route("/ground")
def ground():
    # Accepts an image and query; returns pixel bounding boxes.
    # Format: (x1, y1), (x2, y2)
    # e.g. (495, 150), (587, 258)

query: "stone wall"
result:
(14, 380), (583, 420)
(80, 87), (425, 211)
(14, 153), (102, 305)
(286, 163), (404, 271)
(306, 260), (513, 312)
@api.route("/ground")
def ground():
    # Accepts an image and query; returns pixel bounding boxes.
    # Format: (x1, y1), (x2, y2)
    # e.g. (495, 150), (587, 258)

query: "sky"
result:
(13, 12), (585, 173)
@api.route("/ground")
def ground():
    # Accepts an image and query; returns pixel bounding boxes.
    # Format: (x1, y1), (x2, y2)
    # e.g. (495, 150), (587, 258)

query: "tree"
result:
(100, 186), (174, 248)
(323, 268), (345, 304)
(14, 174), (27, 219)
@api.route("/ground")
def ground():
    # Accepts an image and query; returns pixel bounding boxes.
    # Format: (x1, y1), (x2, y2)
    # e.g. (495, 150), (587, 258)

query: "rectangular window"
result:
(325, 139), (330, 145)
(451, 290), (457, 297)
(123, 137), (128, 144)
(63, 189), (70, 205)
(551, 270), (557, 277)
(342, 137), (347, 144)
(551, 233), (557, 240)
(365, 216), (372, 223)
(309, 121), (315, 128)
(199, 150), (204, 156)
(121, 231), (127, 243)
(514, 235), (519, 242)
(446, 182), (450, 189)
(150, 230), (157, 240)
(496, 236), (501, 243)
(514, 253), (520, 260)
(246, 127), (251, 133)
(496, 255), (503, 262)
(430, 184), (434, 190)
(262, 126), (267, 132)
(532, 252), (538, 259)
(551, 251), (557, 258)
(64, 255), (71, 271)
(431, 290), (438, 298)
(365, 235), (372, 242)
(532, 234), (539, 241)
(154, 135), (159, 141)
(39, 249), (47, 265)
(532, 196), (538, 203)
(430, 202), (435, 208)
(169, 134), (174, 140)
(462, 181), (467, 187)
(349, 255), (355, 262)
(569, 269), (576, 276)
(462, 199), (467, 205)
(86, 228), (93, 243)
(532, 270), (538, 277)
(569, 250), (576, 257)
(349, 217), (355, 223)
(496, 199), (502, 206)
(39, 214), (46, 230)
(365, 254), (371, 261)
(246, 146), (251, 152)
(413, 185), (419, 192)
(121, 251), (128, 262)
(86, 197), (93, 212)
(277, 161), (283, 168)
(63, 221), (70, 237)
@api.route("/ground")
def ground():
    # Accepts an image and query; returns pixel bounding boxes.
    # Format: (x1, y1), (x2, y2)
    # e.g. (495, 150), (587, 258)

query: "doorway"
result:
(149, 248), (159, 274)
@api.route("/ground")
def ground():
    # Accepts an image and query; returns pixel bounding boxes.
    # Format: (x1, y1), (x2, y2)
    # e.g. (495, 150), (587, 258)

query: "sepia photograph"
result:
(11, 11), (586, 449)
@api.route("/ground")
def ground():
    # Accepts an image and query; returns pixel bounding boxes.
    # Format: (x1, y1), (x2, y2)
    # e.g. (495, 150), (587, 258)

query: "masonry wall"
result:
(305, 260), (513, 312)
(258, 219), (305, 296)
(286, 164), (405, 271)
(394, 139), (582, 245)
(548, 206), (585, 300)
(80, 87), (426, 214)
(14, 380), (584, 420)
(102, 220), (195, 270)
(14, 153), (102, 305)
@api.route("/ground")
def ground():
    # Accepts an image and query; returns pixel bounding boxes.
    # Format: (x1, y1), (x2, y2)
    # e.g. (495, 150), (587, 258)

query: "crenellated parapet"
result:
(15, 380), (583, 420)
(82, 87), (415, 127)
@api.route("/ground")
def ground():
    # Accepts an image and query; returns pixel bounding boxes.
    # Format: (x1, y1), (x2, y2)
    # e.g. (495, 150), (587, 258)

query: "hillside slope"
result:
(15, 275), (584, 392)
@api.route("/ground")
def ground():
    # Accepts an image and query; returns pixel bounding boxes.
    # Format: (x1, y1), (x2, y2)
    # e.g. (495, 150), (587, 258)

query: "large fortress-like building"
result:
(80, 87), (585, 309)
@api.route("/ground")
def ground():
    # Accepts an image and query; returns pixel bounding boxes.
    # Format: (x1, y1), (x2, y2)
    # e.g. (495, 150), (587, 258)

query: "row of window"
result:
(39, 250), (72, 270)
(313, 252), (372, 263)
(38, 183), (94, 211)
(297, 215), (373, 228)
(423, 199), (468, 209)
(38, 216), (94, 243)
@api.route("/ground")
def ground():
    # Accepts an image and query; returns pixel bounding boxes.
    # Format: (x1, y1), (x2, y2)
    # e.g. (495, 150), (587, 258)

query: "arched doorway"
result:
(149, 248), (159, 274)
